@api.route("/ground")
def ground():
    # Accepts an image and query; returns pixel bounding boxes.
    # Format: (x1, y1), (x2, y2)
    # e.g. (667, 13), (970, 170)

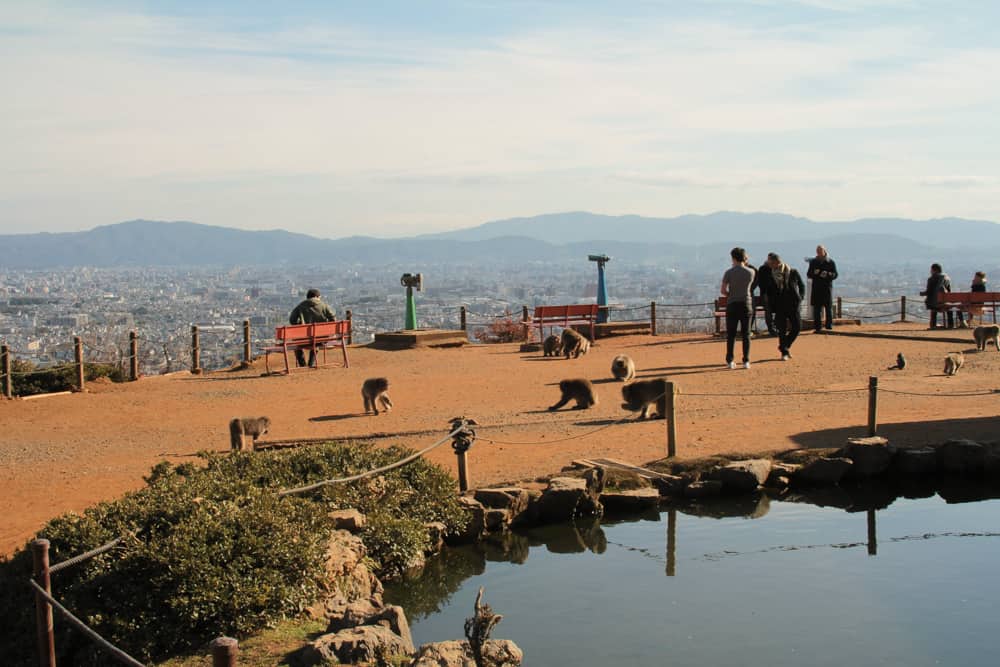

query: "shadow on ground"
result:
(789, 415), (1000, 449)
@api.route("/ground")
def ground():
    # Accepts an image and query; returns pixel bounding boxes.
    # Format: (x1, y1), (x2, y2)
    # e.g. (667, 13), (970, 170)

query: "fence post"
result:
(345, 310), (353, 345)
(129, 331), (139, 381)
(867, 375), (878, 436)
(2, 344), (11, 398)
(900, 295), (907, 322)
(665, 381), (677, 458)
(650, 301), (656, 336)
(191, 325), (201, 375)
(460, 306), (467, 332)
(242, 320), (252, 368)
(665, 508), (676, 577)
(521, 305), (530, 343)
(74, 336), (85, 391)
(32, 539), (56, 667)
(836, 296), (843, 319)
(210, 636), (239, 667)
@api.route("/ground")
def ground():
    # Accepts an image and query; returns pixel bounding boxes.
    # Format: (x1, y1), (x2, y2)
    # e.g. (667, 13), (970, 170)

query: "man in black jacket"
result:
(753, 258), (778, 336)
(807, 245), (838, 332)
(766, 253), (805, 360)
(288, 288), (336, 367)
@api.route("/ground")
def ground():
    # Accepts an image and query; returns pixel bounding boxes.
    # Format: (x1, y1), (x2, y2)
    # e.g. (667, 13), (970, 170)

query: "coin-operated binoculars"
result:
(400, 273), (423, 330)
(588, 254), (610, 324)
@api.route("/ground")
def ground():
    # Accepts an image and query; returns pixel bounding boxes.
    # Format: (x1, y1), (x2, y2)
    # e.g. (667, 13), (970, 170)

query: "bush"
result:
(473, 313), (529, 343)
(0, 441), (467, 663)
(10, 358), (126, 397)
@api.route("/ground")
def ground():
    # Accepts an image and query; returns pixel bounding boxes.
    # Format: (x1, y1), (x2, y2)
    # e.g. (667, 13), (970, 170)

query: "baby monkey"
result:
(229, 416), (271, 451)
(549, 378), (599, 411)
(362, 377), (394, 415)
(943, 352), (964, 376)
(611, 354), (636, 382)
(543, 334), (562, 357)
(621, 378), (668, 420)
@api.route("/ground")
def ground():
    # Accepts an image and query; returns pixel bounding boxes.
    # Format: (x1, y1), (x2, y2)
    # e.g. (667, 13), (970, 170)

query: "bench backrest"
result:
(937, 291), (1000, 305)
(533, 304), (599, 321)
(274, 320), (349, 342)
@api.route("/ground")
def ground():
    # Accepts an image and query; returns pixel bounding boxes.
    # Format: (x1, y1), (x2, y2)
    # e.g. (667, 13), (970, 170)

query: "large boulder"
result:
(793, 457), (852, 486)
(683, 480), (723, 498)
(308, 530), (383, 619)
(447, 496), (486, 544)
(328, 508), (367, 532)
(536, 475), (603, 523)
(891, 447), (939, 475)
(708, 459), (772, 493)
(301, 625), (414, 666)
(938, 439), (987, 475)
(600, 487), (661, 512)
(474, 487), (531, 517)
(765, 462), (801, 490)
(839, 437), (894, 477)
(411, 639), (523, 667)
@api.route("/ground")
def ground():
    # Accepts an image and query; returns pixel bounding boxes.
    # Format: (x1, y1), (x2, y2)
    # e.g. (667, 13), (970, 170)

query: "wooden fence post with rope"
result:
(460, 306), (467, 332)
(900, 296), (907, 322)
(129, 331), (139, 381)
(2, 344), (12, 398)
(868, 375), (879, 436)
(32, 538), (56, 667)
(242, 320), (251, 368)
(650, 301), (657, 336)
(665, 381), (677, 458)
(191, 325), (201, 375)
(74, 336), (85, 391)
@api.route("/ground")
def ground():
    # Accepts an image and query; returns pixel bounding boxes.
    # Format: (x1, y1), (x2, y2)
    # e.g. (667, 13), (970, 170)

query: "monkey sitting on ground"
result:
(549, 378), (598, 411)
(973, 325), (1000, 351)
(887, 352), (906, 370)
(362, 377), (394, 415)
(229, 416), (271, 451)
(561, 328), (591, 359)
(543, 334), (562, 357)
(621, 378), (668, 420)
(944, 352), (965, 376)
(611, 354), (636, 382)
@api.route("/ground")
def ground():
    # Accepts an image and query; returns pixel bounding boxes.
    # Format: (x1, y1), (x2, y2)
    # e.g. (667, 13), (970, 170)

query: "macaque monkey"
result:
(229, 416), (271, 451)
(887, 353), (906, 370)
(943, 352), (964, 376)
(974, 325), (1000, 351)
(561, 328), (591, 359)
(621, 378), (668, 420)
(611, 354), (636, 382)
(549, 378), (598, 411)
(543, 334), (562, 357)
(362, 377), (393, 415)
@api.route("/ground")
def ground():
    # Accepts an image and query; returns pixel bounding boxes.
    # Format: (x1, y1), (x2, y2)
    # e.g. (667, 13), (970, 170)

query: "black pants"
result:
(813, 302), (833, 330)
(929, 308), (956, 329)
(294, 349), (317, 367)
(774, 307), (801, 354)
(725, 301), (751, 363)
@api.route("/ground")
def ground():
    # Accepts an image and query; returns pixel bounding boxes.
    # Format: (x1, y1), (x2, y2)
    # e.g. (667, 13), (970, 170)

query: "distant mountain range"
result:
(0, 212), (997, 269)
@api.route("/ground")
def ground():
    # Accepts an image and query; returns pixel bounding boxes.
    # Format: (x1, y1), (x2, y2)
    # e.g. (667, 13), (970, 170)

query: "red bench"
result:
(933, 292), (1000, 325)
(713, 296), (764, 335)
(532, 304), (599, 342)
(263, 321), (350, 375)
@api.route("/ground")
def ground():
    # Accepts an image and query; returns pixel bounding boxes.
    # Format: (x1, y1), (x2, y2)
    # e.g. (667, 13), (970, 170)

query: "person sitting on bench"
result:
(288, 289), (336, 367)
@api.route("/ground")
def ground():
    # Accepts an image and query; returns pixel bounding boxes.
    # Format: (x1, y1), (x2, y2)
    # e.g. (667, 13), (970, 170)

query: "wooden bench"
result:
(933, 292), (1000, 325)
(532, 304), (599, 342)
(263, 320), (351, 375)
(713, 296), (764, 335)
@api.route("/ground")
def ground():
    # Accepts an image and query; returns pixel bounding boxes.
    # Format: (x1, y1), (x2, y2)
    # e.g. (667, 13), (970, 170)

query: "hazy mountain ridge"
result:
(1, 213), (996, 268)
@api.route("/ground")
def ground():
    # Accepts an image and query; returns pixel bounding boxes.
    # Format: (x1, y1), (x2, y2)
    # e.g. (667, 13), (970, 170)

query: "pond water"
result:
(385, 489), (1000, 666)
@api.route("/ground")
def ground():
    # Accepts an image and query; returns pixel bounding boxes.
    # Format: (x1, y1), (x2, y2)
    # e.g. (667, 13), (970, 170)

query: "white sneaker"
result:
(727, 361), (737, 369)
(781, 354), (790, 361)
(743, 361), (751, 369)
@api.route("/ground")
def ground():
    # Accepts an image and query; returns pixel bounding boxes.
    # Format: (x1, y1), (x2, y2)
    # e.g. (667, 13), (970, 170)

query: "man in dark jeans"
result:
(807, 245), (838, 332)
(753, 257), (778, 336)
(288, 288), (336, 367)
(721, 247), (756, 370)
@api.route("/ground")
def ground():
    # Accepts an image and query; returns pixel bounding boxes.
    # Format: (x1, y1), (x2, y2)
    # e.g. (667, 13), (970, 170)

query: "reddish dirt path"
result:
(4, 323), (1000, 555)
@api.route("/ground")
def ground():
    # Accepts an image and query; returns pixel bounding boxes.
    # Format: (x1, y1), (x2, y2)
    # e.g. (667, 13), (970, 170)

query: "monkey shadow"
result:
(789, 415), (1000, 449)
(573, 416), (646, 427)
(591, 378), (626, 385)
(309, 413), (367, 422)
(520, 356), (567, 362)
(179, 375), (267, 382)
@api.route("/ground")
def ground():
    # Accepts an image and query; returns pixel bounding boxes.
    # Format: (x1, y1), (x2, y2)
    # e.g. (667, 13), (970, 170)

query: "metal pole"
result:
(211, 637), (239, 667)
(242, 320), (251, 367)
(129, 331), (138, 381)
(404, 287), (417, 330)
(32, 539), (56, 667)
(867, 375), (878, 436)
(665, 381), (677, 458)
(191, 325), (201, 375)
(596, 259), (609, 324)
(74, 336), (84, 392)
(345, 309), (353, 345)
(2, 344), (11, 398)
(460, 306), (467, 332)
(900, 295), (907, 322)
(650, 301), (656, 336)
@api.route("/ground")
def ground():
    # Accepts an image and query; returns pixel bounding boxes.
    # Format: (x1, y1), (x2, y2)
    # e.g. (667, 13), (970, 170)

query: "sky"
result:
(2, 1), (999, 239)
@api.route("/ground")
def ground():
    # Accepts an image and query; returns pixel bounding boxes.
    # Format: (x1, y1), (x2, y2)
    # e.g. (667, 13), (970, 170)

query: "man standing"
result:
(721, 247), (756, 369)
(289, 288), (336, 367)
(766, 253), (805, 360)
(753, 256), (778, 336)
(807, 245), (838, 332)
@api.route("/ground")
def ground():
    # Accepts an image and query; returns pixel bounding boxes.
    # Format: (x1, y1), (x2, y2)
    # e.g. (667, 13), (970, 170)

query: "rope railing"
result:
(48, 536), (126, 575)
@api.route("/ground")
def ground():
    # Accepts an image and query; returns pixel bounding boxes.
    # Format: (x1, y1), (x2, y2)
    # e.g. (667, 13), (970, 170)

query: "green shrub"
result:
(10, 358), (126, 396)
(0, 441), (466, 663)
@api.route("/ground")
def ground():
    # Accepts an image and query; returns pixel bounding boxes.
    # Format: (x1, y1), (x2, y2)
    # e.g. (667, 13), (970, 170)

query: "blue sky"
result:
(2, 1), (998, 238)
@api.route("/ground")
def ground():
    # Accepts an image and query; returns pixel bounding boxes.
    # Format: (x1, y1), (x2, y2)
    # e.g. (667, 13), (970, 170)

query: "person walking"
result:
(288, 288), (336, 367)
(766, 253), (805, 360)
(807, 245), (838, 332)
(721, 247), (756, 369)
(920, 264), (952, 329)
(753, 257), (778, 336)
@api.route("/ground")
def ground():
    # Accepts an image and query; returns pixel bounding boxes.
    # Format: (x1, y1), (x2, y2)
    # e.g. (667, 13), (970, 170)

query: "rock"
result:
(447, 496), (486, 544)
(839, 437), (894, 477)
(328, 508), (367, 532)
(308, 530), (383, 619)
(474, 487), (530, 516)
(938, 439), (987, 475)
(600, 487), (661, 512)
(891, 447), (938, 475)
(765, 463), (800, 489)
(793, 457), (852, 486)
(326, 598), (382, 633)
(411, 639), (523, 667)
(708, 459), (772, 493)
(683, 480), (723, 498)
(484, 508), (511, 532)
(301, 625), (413, 666)
(536, 476), (603, 523)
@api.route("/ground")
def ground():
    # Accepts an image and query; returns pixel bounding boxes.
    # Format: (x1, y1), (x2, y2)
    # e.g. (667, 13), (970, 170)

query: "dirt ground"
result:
(4, 322), (1000, 556)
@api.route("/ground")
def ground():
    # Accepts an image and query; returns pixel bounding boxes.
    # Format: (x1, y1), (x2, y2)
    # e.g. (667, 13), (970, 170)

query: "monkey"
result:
(621, 378), (668, 420)
(943, 351), (964, 376)
(611, 354), (636, 382)
(561, 328), (591, 359)
(887, 352), (906, 370)
(973, 325), (1000, 351)
(229, 416), (271, 451)
(548, 378), (598, 411)
(543, 334), (562, 357)
(362, 377), (393, 415)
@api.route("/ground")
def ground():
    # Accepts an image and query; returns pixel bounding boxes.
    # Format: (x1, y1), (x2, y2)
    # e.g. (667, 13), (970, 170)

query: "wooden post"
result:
(242, 320), (251, 367)
(521, 305), (530, 342)
(210, 637), (239, 667)
(456, 450), (470, 492)
(191, 325), (201, 375)
(32, 539), (55, 667)
(900, 295), (907, 322)
(867, 375), (878, 436)
(665, 508), (676, 577)
(74, 336), (85, 391)
(867, 508), (877, 556)
(665, 381), (677, 458)
(345, 310), (353, 345)
(836, 296), (843, 319)
(129, 331), (139, 381)
(2, 344), (11, 399)
(460, 306), (467, 332)
(650, 301), (656, 336)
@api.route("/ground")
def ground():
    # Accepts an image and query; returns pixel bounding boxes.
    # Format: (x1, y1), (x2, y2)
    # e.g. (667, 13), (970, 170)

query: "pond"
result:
(385, 488), (1000, 666)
